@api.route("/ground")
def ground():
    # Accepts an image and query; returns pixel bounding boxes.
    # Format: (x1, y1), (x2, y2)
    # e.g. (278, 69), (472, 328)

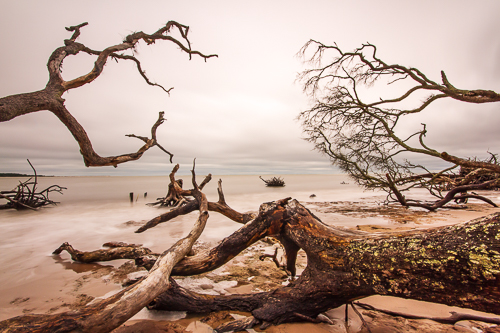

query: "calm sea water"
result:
(0, 175), (380, 289)
(1, 175), (498, 321)
(0, 174), (379, 250)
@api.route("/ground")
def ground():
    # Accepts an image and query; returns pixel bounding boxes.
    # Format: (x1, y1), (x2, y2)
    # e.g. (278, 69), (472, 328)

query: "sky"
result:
(0, 0), (499, 176)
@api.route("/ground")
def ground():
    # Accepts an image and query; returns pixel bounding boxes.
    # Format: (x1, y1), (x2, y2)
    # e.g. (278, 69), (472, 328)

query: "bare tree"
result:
(0, 22), (217, 167)
(297, 40), (500, 210)
(2, 164), (499, 332)
(0, 159), (65, 210)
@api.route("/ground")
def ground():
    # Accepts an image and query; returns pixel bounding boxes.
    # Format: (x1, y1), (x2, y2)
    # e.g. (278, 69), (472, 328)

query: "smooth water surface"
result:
(0, 175), (379, 306)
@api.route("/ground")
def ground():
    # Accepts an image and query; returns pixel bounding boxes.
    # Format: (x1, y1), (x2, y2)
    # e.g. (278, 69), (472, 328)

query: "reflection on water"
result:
(52, 255), (114, 274)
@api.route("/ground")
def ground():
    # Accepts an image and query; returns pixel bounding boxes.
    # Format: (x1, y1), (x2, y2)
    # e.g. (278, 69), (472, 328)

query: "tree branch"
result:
(298, 40), (500, 209)
(0, 22), (217, 167)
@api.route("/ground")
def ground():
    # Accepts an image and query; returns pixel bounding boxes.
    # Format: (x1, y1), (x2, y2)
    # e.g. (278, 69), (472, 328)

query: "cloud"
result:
(1, 1), (499, 176)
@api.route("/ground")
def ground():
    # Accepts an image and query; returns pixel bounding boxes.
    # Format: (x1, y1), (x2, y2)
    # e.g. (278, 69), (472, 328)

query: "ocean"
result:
(0, 174), (386, 317)
(1, 174), (499, 322)
(0, 174), (380, 252)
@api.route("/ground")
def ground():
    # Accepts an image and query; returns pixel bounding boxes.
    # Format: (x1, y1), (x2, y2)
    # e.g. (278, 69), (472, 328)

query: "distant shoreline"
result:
(0, 173), (53, 177)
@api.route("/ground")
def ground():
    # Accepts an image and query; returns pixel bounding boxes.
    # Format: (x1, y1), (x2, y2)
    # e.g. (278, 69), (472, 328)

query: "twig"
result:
(354, 302), (500, 325)
(350, 302), (373, 333)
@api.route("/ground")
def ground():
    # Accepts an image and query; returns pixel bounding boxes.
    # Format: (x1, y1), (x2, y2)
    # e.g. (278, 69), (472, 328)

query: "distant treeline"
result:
(0, 173), (52, 177)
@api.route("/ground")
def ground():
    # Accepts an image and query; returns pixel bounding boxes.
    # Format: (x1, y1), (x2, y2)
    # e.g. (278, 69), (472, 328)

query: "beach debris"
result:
(0, 159), (66, 210)
(52, 242), (155, 263)
(7, 163), (500, 333)
(309, 194), (316, 198)
(259, 176), (285, 187)
(299, 41), (500, 213)
(149, 179), (188, 207)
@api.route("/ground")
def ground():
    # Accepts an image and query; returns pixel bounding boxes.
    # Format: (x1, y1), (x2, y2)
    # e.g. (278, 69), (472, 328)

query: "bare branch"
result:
(298, 41), (500, 209)
(0, 22), (217, 167)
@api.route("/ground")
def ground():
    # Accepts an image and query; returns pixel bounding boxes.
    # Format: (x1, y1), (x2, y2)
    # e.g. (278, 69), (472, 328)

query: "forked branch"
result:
(298, 40), (500, 209)
(0, 22), (217, 167)
(0, 159), (66, 210)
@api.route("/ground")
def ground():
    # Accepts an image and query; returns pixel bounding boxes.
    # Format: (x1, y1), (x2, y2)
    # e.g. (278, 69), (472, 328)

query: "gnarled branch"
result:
(0, 22), (217, 167)
(298, 41), (500, 209)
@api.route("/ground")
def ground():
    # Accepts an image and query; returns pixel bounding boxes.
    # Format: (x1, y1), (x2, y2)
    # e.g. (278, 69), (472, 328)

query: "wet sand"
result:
(1, 198), (500, 332)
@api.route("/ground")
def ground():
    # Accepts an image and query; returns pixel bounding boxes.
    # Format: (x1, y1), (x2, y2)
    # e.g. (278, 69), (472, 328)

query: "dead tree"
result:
(148, 179), (187, 207)
(0, 159), (65, 210)
(298, 41), (500, 210)
(143, 204), (500, 328)
(259, 176), (286, 187)
(3, 165), (499, 332)
(0, 22), (217, 167)
(52, 242), (155, 263)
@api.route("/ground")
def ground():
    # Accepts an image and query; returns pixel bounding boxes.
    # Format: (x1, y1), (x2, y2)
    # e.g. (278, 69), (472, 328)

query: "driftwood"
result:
(149, 206), (500, 329)
(137, 177), (255, 234)
(386, 173), (499, 211)
(52, 242), (155, 263)
(259, 176), (286, 187)
(0, 164), (209, 333)
(148, 179), (186, 207)
(2, 165), (500, 332)
(354, 302), (500, 325)
(0, 160), (65, 210)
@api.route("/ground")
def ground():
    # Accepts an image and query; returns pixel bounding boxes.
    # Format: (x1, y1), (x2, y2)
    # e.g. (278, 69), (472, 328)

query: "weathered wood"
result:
(3, 171), (499, 332)
(149, 179), (185, 207)
(52, 242), (155, 262)
(0, 165), (210, 333)
(151, 201), (500, 326)
(137, 179), (254, 234)
(0, 159), (65, 210)
(0, 23), (217, 167)
(386, 173), (499, 211)
(260, 176), (285, 187)
(354, 302), (500, 325)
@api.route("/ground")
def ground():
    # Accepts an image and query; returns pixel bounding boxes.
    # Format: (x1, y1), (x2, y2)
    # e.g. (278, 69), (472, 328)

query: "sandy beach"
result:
(2, 193), (500, 332)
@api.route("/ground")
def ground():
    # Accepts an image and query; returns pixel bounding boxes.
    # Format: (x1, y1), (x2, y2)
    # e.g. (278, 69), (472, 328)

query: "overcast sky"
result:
(1, 1), (499, 176)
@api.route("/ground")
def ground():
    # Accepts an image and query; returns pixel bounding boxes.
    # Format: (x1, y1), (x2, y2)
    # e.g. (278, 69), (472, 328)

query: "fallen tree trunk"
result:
(52, 242), (156, 262)
(149, 202), (500, 327)
(50, 201), (500, 328)
(2, 168), (499, 332)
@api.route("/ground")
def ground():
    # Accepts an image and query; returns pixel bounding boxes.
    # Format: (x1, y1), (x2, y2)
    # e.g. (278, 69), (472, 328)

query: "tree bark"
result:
(151, 201), (500, 325)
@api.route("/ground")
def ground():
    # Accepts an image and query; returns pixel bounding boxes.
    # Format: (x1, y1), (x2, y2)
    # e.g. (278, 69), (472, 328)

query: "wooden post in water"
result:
(129, 192), (134, 203)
